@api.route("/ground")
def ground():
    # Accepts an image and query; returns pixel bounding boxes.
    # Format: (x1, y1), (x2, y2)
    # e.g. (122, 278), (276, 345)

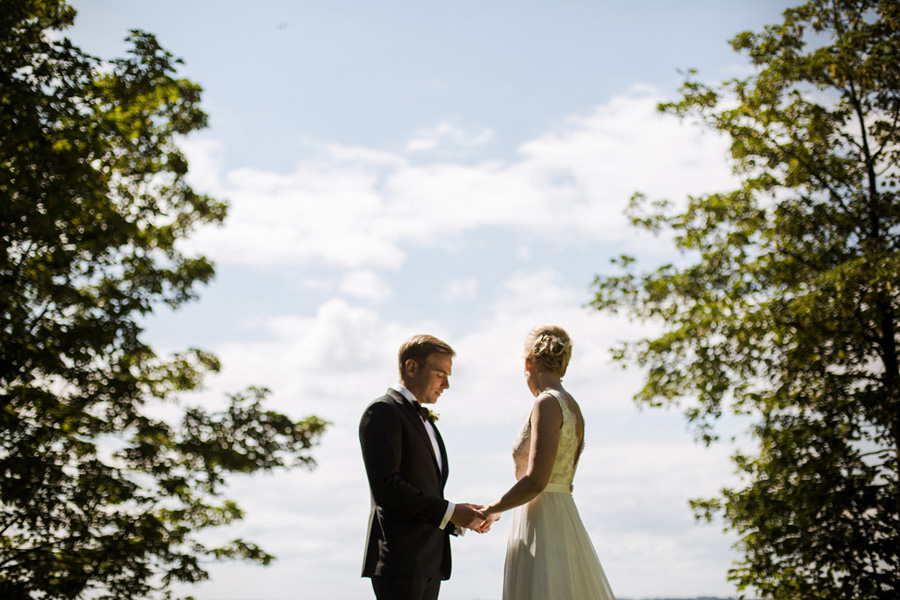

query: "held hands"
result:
(450, 503), (488, 530)
(450, 503), (501, 534)
(473, 511), (500, 534)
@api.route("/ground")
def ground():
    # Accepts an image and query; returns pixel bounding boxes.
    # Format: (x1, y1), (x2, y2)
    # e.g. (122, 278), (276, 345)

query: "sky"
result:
(65, 2), (794, 599)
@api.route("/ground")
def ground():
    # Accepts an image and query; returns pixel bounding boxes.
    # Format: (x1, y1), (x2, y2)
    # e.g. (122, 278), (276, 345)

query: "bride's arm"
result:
(483, 393), (563, 516)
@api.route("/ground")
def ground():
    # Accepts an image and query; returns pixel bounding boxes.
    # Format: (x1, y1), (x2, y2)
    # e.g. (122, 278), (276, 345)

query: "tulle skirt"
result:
(503, 484), (616, 600)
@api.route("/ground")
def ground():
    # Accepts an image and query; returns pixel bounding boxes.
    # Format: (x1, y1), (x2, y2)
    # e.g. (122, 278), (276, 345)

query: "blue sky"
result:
(66, 2), (793, 599)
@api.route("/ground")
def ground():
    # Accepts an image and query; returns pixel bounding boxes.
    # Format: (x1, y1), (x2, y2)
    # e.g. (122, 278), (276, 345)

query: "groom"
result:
(359, 334), (487, 600)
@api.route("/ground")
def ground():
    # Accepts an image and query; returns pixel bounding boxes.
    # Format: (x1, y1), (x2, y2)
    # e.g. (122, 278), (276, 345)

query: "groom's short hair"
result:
(398, 335), (455, 375)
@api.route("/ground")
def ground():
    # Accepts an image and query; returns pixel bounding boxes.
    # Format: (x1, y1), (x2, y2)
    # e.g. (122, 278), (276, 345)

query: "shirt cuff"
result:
(440, 501), (455, 530)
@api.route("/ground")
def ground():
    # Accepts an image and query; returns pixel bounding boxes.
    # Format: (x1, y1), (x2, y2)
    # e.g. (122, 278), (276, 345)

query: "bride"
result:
(480, 325), (616, 600)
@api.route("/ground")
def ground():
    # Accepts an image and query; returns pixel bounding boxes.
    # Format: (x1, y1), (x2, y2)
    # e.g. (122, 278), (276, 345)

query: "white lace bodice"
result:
(511, 389), (583, 489)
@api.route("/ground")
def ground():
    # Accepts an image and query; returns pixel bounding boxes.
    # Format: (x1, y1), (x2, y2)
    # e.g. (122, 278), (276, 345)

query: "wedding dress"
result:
(503, 390), (616, 600)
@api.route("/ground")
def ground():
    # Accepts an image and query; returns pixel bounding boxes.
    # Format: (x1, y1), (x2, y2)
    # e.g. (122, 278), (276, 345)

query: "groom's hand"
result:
(449, 503), (487, 530)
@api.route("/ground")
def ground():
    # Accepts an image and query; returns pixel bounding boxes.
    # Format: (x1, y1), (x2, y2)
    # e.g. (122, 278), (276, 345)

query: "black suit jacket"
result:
(359, 388), (455, 580)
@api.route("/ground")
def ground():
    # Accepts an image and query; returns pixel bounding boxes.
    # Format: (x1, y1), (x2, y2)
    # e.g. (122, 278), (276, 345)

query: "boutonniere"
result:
(427, 409), (439, 422)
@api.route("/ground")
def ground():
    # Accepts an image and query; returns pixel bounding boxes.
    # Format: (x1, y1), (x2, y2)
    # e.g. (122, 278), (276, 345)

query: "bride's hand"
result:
(474, 512), (500, 533)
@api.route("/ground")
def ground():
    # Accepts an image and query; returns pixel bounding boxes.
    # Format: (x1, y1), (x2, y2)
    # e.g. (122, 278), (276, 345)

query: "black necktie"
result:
(416, 404), (432, 423)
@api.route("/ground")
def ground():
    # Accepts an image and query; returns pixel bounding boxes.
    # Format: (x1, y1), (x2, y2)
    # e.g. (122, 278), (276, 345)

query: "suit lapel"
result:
(433, 422), (449, 486)
(387, 389), (442, 474)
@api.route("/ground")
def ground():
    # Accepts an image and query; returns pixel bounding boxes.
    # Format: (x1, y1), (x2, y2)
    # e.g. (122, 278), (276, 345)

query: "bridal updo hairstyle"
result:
(524, 325), (572, 376)
(398, 334), (455, 375)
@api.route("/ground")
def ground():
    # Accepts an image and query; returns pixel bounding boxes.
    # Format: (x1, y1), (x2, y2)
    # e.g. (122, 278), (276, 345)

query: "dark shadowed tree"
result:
(592, 1), (899, 598)
(0, 2), (326, 598)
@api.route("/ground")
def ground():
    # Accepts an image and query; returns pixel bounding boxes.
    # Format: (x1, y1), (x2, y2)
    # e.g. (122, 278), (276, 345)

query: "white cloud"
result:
(405, 120), (495, 153)
(180, 146), (409, 268)
(181, 88), (735, 270)
(299, 276), (333, 291)
(444, 277), (478, 300)
(325, 142), (407, 167)
(338, 270), (393, 302)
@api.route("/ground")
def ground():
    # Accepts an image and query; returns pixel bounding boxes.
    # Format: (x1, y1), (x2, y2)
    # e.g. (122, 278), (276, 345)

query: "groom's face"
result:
(406, 352), (452, 405)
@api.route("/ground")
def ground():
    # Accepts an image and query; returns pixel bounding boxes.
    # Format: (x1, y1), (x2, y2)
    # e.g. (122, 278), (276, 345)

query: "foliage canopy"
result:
(592, 1), (899, 598)
(0, 2), (326, 598)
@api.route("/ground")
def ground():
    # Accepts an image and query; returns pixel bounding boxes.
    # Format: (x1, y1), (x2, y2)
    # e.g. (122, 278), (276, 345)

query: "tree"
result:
(0, 2), (327, 598)
(591, 1), (899, 598)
